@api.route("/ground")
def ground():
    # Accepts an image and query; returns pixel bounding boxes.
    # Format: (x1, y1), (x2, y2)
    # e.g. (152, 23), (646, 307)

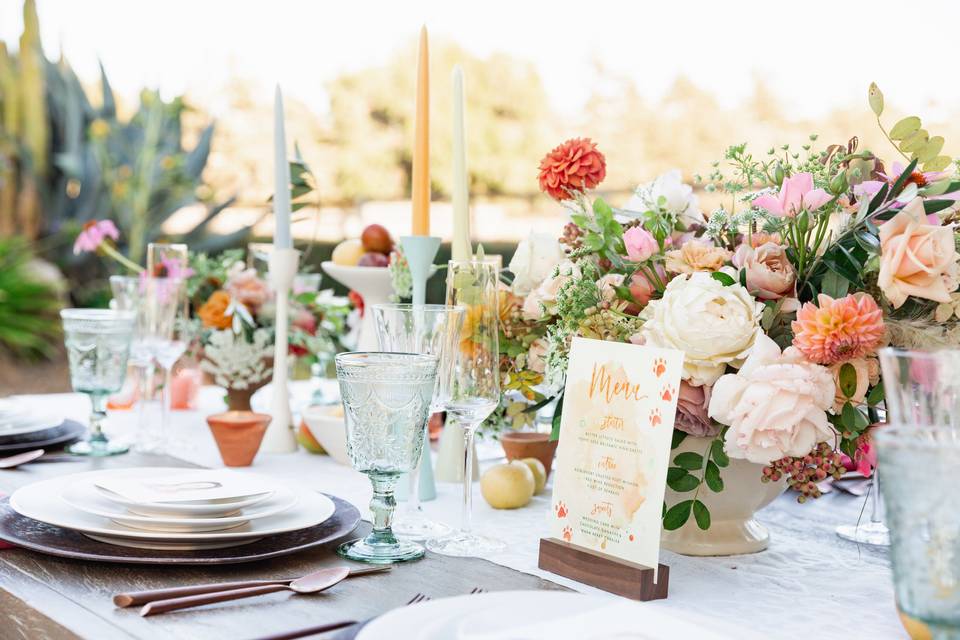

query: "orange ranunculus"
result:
(198, 290), (233, 329)
(538, 138), (606, 201)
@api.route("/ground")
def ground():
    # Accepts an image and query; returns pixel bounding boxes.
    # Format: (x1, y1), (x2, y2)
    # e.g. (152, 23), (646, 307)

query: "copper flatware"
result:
(138, 566), (389, 617)
(0, 449), (44, 469)
(243, 619), (357, 640)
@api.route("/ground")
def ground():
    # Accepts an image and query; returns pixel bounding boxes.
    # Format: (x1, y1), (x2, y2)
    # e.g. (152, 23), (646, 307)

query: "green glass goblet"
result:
(61, 309), (136, 456)
(334, 352), (438, 563)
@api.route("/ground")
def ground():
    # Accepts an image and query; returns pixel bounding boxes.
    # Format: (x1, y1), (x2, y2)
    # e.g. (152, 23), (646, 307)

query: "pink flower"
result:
(152, 256), (194, 281)
(732, 242), (796, 301)
(627, 266), (665, 309)
(292, 308), (317, 334)
(752, 173), (832, 218)
(527, 338), (548, 374)
(73, 220), (119, 255)
(791, 293), (885, 365)
(225, 263), (271, 310)
(675, 381), (718, 438)
(841, 428), (878, 478)
(624, 226), (658, 262)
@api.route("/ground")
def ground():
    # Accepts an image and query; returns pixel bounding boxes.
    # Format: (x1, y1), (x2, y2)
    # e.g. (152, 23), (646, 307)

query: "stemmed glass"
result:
(62, 309), (136, 456)
(372, 303), (465, 539)
(139, 277), (186, 453)
(428, 258), (504, 557)
(109, 275), (151, 410)
(335, 352), (439, 563)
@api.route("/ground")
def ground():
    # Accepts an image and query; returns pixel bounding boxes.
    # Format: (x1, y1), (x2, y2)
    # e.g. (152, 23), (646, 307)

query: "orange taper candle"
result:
(411, 25), (430, 236)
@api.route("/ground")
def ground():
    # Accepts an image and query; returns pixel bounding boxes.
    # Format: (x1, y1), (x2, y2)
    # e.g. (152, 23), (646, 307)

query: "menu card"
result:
(549, 337), (683, 576)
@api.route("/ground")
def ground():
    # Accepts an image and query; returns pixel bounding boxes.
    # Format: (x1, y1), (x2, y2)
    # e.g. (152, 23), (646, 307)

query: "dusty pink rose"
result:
(732, 242), (796, 300)
(624, 226), (658, 262)
(709, 334), (836, 464)
(627, 266), (666, 309)
(526, 338), (548, 374)
(752, 172), (832, 218)
(878, 197), (960, 308)
(73, 219), (120, 254)
(225, 263), (271, 309)
(675, 381), (718, 437)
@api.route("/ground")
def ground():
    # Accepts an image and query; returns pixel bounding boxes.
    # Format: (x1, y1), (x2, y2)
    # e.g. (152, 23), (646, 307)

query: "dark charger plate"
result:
(0, 420), (86, 455)
(0, 494), (361, 565)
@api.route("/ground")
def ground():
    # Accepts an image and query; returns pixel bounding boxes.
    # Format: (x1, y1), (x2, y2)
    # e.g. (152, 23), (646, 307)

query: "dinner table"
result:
(0, 383), (906, 639)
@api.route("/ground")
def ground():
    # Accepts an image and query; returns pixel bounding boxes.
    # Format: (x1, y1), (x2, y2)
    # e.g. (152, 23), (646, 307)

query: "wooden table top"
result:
(0, 451), (567, 640)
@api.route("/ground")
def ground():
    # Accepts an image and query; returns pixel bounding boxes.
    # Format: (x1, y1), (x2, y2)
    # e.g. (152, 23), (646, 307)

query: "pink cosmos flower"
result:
(752, 173), (832, 218)
(623, 226), (658, 262)
(73, 220), (120, 255)
(855, 162), (954, 204)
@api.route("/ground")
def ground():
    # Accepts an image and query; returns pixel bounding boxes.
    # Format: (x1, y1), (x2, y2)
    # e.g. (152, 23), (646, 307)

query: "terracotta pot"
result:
(661, 435), (786, 556)
(206, 411), (271, 467)
(224, 375), (271, 412)
(500, 432), (559, 478)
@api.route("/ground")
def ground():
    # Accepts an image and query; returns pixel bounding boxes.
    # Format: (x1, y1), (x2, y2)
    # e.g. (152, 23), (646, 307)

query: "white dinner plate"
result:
(62, 483), (298, 533)
(358, 591), (744, 640)
(0, 411), (65, 437)
(83, 533), (263, 551)
(10, 468), (334, 544)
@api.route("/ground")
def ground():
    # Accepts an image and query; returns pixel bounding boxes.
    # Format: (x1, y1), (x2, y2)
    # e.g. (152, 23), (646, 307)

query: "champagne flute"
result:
(140, 277), (186, 453)
(335, 352), (438, 563)
(62, 309), (136, 456)
(427, 258), (504, 556)
(372, 303), (465, 539)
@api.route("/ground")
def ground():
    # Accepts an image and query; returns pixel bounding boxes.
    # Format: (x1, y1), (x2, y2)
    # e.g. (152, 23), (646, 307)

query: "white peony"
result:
(624, 169), (703, 224)
(709, 334), (836, 465)
(639, 272), (762, 386)
(508, 232), (567, 296)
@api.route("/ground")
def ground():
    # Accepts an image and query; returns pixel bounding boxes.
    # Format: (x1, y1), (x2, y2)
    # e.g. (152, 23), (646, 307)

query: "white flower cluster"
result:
(200, 328), (273, 390)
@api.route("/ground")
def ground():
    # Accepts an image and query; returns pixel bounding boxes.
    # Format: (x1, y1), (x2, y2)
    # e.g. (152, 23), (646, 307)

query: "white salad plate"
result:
(10, 469), (334, 549)
(62, 483), (298, 533)
(0, 410), (65, 437)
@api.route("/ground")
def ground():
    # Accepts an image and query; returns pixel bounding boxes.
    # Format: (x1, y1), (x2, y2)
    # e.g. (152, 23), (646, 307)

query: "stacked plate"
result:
(9, 468), (336, 551)
(0, 399), (80, 455)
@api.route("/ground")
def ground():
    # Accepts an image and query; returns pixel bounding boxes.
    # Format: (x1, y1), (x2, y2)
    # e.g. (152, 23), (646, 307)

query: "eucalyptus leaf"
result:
(889, 116), (921, 140)
(916, 136), (945, 163)
(674, 452), (703, 470)
(899, 129), (929, 154)
(924, 156), (953, 172)
(868, 83), (884, 117)
(663, 500), (693, 531)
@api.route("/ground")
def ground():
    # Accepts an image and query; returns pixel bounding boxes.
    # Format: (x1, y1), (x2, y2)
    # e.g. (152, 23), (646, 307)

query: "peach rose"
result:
(879, 197), (960, 308)
(522, 260), (580, 320)
(709, 334), (836, 464)
(732, 242), (796, 300)
(527, 338), (548, 374)
(665, 240), (731, 274)
(225, 262), (271, 309)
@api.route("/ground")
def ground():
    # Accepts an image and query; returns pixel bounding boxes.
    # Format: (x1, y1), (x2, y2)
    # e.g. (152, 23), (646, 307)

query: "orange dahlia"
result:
(538, 138), (606, 201)
(198, 290), (233, 330)
(791, 293), (885, 365)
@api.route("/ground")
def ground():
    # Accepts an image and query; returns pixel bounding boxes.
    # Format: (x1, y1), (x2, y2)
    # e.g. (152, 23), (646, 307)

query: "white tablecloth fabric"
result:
(15, 386), (904, 638)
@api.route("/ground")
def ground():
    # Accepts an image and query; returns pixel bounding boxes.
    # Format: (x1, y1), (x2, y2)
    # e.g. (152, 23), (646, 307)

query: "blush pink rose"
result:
(225, 263), (271, 309)
(526, 338), (548, 374)
(878, 197), (960, 308)
(624, 226), (658, 262)
(597, 273), (625, 303)
(732, 242), (796, 301)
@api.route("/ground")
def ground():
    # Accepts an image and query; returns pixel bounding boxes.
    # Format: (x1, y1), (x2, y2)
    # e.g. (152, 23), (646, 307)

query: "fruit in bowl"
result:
(481, 461), (536, 509)
(331, 224), (394, 267)
(300, 404), (350, 465)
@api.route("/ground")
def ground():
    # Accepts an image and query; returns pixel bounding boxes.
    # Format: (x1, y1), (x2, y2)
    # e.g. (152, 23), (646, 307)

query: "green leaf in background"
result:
(671, 430), (687, 449)
(710, 438), (729, 468)
(704, 461), (724, 492)
(692, 500), (711, 530)
(663, 500), (693, 530)
(868, 83), (884, 117)
(867, 383), (885, 407)
(838, 363), (858, 398)
(711, 271), (736, 287)
(820, 269), (851, 299)
(667, 472), (700, 492)
(674, 452), (703, 470)
(888, 116), (920, 140)
(549, 393), (564, 442)
(841, 402), (870, 433)
(924, 156), (953, 172)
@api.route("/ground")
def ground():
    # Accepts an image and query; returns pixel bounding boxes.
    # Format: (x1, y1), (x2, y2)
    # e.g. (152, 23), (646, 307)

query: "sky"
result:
(3, 0), (960, 121)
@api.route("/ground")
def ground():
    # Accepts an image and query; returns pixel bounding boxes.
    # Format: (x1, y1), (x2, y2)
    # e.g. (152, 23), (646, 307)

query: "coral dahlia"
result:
(791, 293), (885, 365)
(538, 138), (606, 201)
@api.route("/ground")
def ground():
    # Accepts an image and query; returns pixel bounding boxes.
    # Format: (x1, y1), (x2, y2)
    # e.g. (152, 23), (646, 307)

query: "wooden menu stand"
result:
(538, 537), (669, 601)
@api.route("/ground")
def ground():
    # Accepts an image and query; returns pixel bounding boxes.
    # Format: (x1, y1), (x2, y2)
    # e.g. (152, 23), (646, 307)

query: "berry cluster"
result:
(761, 442), (845, 503)
(559, 222), (583, 250)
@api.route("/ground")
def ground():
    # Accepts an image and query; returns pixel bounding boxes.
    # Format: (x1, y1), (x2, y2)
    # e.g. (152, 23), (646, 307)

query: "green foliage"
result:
(0, 238), (62, 360)
(871, 83), (952, 172)
(663, 429), (728, 530)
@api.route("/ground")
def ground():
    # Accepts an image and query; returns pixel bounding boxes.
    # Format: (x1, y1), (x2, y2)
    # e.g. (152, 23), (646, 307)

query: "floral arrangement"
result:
(498, 87), (960, 530)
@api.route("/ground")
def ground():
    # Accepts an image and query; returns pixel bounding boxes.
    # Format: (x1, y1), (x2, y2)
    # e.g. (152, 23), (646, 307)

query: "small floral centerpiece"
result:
(498, 86), (960, 546)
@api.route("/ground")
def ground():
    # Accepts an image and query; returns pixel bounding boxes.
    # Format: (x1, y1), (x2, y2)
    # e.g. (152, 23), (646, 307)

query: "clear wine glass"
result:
(372, 303), (465, 540)
(62, 309), (136, 456)
(335, 352), (438, 563)
(427, 257), (504, 557)
(139, 277), (186, 453)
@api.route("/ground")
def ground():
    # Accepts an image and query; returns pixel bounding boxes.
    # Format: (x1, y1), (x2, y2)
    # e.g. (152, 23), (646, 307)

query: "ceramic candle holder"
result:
(206, 411), (272, 467)
(321, 262), (394, 352)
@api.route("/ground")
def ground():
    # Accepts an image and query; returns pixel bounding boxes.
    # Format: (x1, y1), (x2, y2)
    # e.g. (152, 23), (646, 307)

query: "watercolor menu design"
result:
(550, 337), (683, 576)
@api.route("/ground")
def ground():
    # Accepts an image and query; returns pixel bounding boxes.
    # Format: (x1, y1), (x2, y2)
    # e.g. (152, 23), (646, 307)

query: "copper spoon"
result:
(139, 566), (376, 617)
(0, 449), (45, 469)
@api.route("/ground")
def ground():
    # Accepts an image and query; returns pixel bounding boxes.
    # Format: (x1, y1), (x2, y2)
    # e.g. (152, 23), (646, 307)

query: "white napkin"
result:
(95, 471), (272, 504)
(456, 600), (739, 640)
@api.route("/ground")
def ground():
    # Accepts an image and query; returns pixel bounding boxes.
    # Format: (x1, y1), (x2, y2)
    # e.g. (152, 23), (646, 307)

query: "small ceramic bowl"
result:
(301, 405), (351, 466)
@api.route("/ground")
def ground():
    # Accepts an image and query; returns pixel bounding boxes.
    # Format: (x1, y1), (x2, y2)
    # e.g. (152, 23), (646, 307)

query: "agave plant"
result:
(0, 237), (63, 360)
